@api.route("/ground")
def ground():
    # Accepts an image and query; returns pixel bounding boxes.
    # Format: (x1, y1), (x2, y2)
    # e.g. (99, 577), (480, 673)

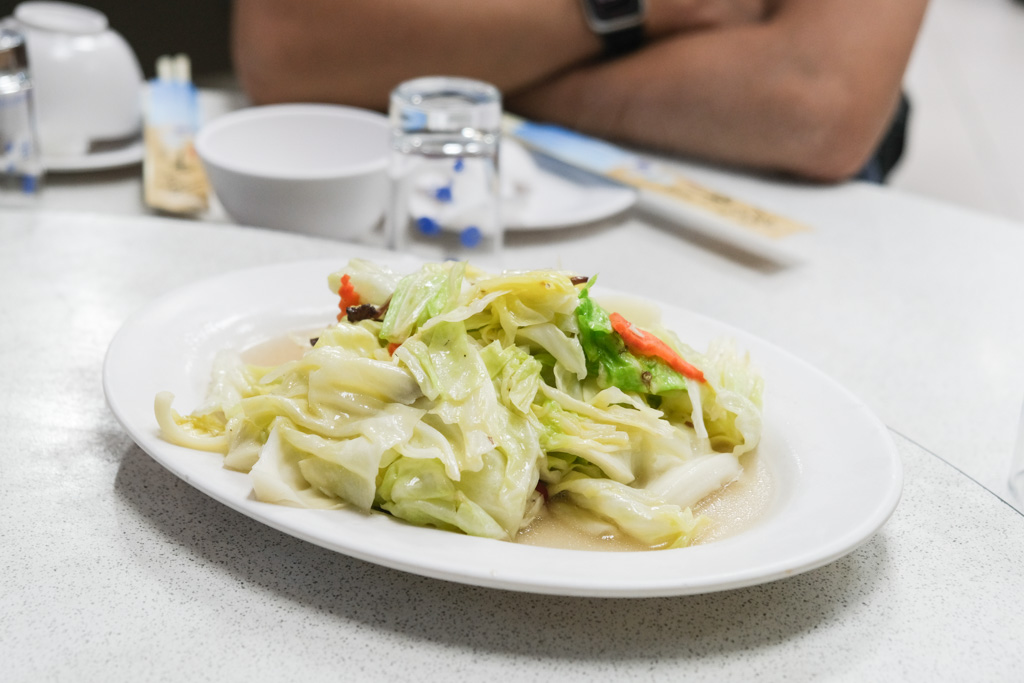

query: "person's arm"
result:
(508, 0), (930, 181)
(231, 0), (766, 110)
(232, 0), (594, 109)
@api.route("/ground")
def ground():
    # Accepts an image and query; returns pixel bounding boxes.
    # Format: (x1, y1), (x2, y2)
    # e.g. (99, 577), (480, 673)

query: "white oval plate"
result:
(103, 257), (901, 597)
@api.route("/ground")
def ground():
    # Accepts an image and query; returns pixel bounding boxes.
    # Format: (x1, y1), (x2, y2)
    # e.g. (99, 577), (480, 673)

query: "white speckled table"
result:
(3, 204), (1024, 680)
(7, 71), (1024, 676)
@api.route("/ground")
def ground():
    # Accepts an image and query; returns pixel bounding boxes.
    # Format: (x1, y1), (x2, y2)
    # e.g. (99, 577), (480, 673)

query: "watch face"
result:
(590, 0), (641, 21)
(583, 0), (645, 32)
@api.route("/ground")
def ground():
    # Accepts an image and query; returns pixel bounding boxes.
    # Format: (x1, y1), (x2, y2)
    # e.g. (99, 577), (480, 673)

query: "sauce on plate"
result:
(516, 450), (776, 551)
(241, 331), (319, 365)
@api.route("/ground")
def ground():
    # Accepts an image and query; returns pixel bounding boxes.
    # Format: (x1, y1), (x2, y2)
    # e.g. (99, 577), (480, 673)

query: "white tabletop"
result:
(4, 91), (1024, 680)
(26, 117), (1024, 508)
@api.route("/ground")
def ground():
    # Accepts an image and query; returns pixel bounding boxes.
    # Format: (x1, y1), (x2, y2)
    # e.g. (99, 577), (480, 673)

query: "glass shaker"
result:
(1009, 396), (1024, 507)
(388, 76), (502, 261)
(0, 24), (43, 200)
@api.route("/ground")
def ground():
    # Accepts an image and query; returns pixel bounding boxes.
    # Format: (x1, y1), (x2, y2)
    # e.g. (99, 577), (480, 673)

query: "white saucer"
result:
(44, 138), (144, 173)
(502, 140), (637, 231)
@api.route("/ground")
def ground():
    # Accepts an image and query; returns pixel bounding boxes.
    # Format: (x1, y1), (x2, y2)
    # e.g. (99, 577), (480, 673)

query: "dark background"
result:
(1, 0), (234, 80)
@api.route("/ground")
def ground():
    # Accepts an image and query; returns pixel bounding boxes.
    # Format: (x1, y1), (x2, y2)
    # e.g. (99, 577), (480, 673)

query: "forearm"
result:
(231, 0), (767, 111)
(509, 0), (929, 181)
(231, 0), (601, 110)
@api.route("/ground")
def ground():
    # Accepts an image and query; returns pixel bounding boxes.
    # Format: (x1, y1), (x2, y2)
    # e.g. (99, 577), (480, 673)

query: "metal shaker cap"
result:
(0, 27), (30, 75)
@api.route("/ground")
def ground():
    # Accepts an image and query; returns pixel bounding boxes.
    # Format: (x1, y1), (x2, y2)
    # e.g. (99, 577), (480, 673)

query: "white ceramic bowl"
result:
(196, 104), (390, 240)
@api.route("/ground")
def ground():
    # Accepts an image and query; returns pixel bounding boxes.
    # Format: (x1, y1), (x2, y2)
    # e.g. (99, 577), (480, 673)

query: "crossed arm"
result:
(232, 0), (929, 181)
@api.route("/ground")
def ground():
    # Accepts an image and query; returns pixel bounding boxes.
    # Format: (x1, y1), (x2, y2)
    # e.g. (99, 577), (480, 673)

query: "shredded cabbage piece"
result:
(155, 260), (764, 548)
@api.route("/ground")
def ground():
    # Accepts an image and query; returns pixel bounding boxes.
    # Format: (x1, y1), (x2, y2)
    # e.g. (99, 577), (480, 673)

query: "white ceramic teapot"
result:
(11, 1), (143, 159)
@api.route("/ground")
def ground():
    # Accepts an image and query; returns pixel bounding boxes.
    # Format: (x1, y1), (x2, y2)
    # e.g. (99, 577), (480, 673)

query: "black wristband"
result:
(600, 24), (646, 57)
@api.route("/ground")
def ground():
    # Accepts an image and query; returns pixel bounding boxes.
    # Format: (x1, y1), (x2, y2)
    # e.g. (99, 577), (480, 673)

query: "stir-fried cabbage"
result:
(156, 259), (764, 548)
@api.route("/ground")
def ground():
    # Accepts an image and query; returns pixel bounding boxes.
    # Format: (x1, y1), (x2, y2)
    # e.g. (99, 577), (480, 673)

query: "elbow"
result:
(771, 78), (899, 183)
(235, 64), (310, 107)
(786, 146), (875, 185)
(231, 0), (373, 107)
(231, 3), (296, 105)
(233, 58), (285, 106)
(784, 127), (880, 184)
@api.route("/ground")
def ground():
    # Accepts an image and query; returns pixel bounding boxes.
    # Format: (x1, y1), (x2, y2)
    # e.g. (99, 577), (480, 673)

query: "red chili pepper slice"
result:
(337, 274), (361, 321)
(609, 312), (706, 383)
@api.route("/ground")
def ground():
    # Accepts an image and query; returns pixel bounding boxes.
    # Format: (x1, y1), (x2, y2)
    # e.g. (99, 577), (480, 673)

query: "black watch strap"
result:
(600, 24), (646, 57)
(580, 0), (647, 58)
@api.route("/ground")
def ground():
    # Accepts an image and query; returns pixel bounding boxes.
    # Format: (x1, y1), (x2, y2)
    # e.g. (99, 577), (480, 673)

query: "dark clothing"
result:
(856, 93), (910, 183)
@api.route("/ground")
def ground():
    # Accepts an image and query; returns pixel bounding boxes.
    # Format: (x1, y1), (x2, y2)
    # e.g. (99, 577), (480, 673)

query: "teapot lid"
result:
(14, 2), (108, 35)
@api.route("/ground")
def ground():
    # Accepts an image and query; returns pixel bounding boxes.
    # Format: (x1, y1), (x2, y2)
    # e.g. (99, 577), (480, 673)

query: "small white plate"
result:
(103, 257), (902, 597)
(44, 138), (144, 173)
(502, 140), (636, 231)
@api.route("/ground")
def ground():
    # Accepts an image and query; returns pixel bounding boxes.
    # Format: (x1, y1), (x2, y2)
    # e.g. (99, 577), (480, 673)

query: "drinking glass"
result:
(0, 25), (43, 198)
(387, 76), (502, 260)
(1009, 396), (1024, 506)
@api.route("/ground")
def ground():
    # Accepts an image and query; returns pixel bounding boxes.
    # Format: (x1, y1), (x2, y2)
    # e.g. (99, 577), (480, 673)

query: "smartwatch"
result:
(579, 0), (647, 57)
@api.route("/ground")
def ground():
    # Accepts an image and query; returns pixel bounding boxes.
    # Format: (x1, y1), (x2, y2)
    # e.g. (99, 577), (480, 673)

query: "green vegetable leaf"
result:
(575, 284), (688, 395)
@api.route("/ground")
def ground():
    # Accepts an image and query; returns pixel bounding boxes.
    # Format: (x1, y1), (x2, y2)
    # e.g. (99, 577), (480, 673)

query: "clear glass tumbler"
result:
(388, 76), (502, 260)
(1009, 395), (1024, 507)
(0, 26), (43, 200)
